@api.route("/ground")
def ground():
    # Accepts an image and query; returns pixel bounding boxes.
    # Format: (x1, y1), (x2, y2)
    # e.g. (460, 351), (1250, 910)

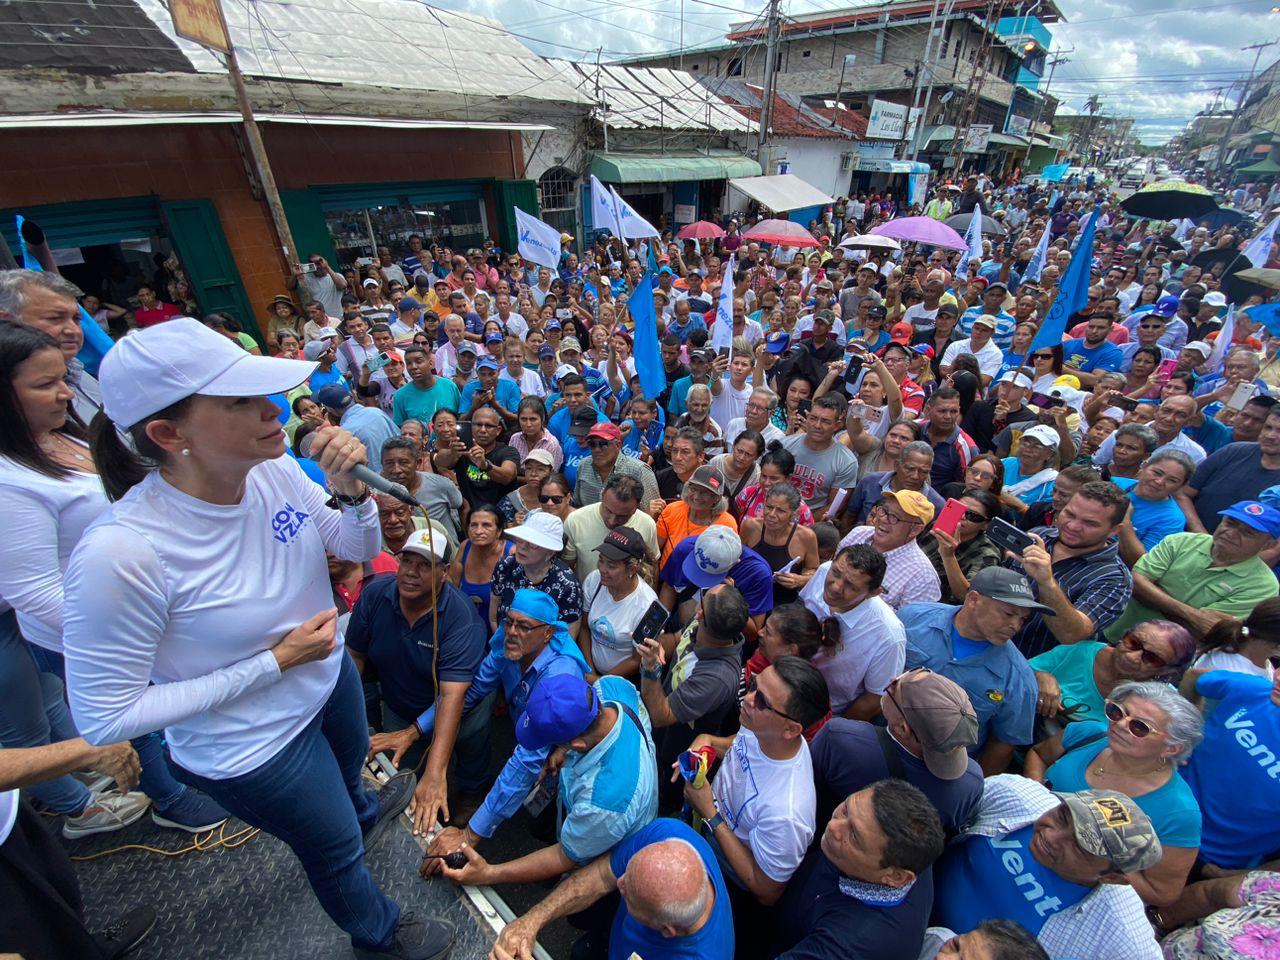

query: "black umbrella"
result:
(1121, 180), (1219, 220)
(1191, 246), (1245, 277)
(1196, 207), (1252, 231)
(944, 212), (1007, 236)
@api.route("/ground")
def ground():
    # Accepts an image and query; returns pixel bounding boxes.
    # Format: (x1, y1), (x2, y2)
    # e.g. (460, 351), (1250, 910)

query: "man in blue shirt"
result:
(771, 780), (944, 960)
(899, 568), (1046, 776)
(312, 382), (398, 473)
(440, 673), (657, 901)
(347, 527), (489, 835)
(667, 296), (709, 345)
(485, 817), (733, 960)
(659, 527), (776, 623)
(1184, 669), (1280, 870)
(1061, 313), (1125, 388)
(666, 348), (715, 419)
(460, 356), (520, 429)
(549, 373), (608, 446)
(422, 589), (589, 867)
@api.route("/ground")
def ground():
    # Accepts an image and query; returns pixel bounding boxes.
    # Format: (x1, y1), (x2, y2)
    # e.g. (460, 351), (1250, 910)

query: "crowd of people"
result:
(3, 167), (1280, 960)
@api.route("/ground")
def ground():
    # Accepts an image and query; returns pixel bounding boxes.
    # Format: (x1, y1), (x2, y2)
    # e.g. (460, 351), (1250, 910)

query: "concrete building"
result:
(619, 0), (1061, 182)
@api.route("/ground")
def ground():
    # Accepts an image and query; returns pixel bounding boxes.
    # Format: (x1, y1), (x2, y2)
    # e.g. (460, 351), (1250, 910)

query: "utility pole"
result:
(901, 61), (922, 159)
(947, 0), (1005, 175)
(1028, 51), (1068, 146)
(911, 0), (960, 161)
(757, 0), (784, 160)
(1216, 39), (1277, 174)
(211, 0), (299, 266)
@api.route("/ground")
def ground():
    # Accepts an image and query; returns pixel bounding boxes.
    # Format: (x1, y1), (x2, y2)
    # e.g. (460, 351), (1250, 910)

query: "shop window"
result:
(538, 166), (578, 237)
(322, 197), (487, 264)
(727, 57), (743, 77)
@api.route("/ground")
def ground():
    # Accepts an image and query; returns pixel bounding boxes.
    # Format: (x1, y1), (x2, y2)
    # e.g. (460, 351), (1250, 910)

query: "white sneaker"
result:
(62, 791), (151, 839)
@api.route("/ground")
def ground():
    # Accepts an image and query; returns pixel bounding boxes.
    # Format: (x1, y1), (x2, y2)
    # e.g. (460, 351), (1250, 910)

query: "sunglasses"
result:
(1104, 699), (1164, 738)
(538, 494), (566, 505)
(1120, 630), (1168, 669)
(1032, 352), (1054, 360)
(963, 509), (989, 524)
(745, 676), (800, 724)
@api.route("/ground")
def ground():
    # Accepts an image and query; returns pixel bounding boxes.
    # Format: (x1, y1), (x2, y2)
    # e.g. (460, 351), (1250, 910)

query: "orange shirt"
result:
(656, 502), (737, 568)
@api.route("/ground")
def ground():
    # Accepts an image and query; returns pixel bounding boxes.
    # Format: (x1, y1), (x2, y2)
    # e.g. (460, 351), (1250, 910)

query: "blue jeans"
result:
(171, 652), (399, 950)
(382, 691), (494, 795)
(28, 643), (185, 811)
(0, 611), (91, 814)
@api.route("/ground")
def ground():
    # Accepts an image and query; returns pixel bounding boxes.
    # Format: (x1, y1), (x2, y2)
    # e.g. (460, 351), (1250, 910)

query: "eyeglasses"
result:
(1120, 630), (1168, 669)
(503, 616), (547, 635)
(586, 439), (614, 450)
(745, 676), (801, 724)
(870, 504), (921, 527)
(539, 494), (566, 505)
(1104, 699), (1164, 738)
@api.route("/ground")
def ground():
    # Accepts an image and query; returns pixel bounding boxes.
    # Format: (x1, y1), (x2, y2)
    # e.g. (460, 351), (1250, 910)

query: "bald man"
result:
(487, 818), (733, 960)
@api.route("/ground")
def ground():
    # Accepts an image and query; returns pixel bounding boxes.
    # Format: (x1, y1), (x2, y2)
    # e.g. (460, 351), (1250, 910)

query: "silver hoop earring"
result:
(181, 448), (192, 457)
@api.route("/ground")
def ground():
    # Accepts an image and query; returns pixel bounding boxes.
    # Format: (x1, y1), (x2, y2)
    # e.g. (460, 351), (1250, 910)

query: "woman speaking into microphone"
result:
(61, 319), (453, 960)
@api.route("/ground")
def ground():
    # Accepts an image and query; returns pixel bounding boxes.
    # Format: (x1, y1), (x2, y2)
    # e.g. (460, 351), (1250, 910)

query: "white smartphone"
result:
(1227, 382), (1255, 411)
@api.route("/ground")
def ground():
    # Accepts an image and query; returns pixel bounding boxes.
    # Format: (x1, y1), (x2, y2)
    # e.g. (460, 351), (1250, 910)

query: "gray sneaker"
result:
(62, 790), (152, 839)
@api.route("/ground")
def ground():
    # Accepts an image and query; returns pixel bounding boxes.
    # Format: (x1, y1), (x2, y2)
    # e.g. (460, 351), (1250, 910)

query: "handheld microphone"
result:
(298, 434), (421, 507)
(347, 464), (421, 508)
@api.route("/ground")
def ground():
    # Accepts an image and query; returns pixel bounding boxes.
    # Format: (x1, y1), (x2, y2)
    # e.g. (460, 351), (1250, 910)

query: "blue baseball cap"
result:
(1219, 500), (1280, 537)
(1152, 295), (1180, 318)
(397, 297), (422, 313)
(485, 332), (504, 344)
(313, 382), (353, 411)
(658, 266), (675, 276)
(765, 331), (791, 354)
(538, 343), (556, 359)
(546, 319), (562, 330)
(476, 356), (500, 371)
(515, 673), (599, 750)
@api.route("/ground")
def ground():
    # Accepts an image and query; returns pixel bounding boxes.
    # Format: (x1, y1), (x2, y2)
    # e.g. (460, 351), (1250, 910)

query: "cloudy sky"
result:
(441, 0), (1280, 144)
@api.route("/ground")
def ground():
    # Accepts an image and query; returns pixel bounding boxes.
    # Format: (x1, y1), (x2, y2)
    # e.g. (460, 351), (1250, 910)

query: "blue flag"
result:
(1030, 203), (1101, 352)
(646, 241), (659, 276)
(1040, 162), (1070, 183)
(629, 272), (666, 404)
(16, 214), (114, 376)
(1247, 302), (1280, 337)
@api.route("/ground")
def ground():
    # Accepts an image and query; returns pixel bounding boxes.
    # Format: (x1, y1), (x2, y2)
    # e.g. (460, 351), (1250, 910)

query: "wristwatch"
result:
(640, 664), (663, 681)
(704, 809), (726, 834)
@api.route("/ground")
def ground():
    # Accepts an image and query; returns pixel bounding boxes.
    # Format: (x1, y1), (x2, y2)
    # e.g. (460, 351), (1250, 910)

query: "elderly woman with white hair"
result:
(1024, 680), (1204, 907)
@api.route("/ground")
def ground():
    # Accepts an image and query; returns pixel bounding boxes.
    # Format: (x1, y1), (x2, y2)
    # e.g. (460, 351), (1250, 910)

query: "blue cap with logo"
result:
(765, 330), (792, 354)
(476, 356), (500, 371)
(1219, 500), (1280, 537)
(1152, 295), (1181, 318)
(515, 673), (600, 750)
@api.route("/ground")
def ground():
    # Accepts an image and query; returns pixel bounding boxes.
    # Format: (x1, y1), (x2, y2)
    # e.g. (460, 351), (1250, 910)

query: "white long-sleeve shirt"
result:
(63, 456), (382, 780)
(0, 444), (107, 651)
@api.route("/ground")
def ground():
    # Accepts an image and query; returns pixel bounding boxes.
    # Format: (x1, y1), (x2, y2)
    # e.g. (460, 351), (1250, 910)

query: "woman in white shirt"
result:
(1190, 597), (1279, 681)
(61, 319), (454, 958)
(0, 320), (229, 840)
(578, 527), (658, 681)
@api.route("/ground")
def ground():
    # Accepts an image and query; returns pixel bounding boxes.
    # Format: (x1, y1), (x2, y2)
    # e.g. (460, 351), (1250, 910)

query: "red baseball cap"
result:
(587, 422), (622, 443)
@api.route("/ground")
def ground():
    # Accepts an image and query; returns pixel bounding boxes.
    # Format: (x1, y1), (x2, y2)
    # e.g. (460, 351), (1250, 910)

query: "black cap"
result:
(569, 406), (598, 439)
(595, 527), (646, 561)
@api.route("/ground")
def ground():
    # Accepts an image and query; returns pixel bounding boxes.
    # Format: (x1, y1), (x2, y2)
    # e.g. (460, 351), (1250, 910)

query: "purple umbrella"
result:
(870, 216), (968, 251)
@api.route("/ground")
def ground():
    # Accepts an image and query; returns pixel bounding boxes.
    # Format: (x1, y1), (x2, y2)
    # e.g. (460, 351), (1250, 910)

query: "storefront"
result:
(849, 157), (932, 206)
(584, 151), (761, 233)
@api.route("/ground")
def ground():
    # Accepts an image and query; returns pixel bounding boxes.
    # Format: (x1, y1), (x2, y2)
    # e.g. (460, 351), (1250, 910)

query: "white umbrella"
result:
(839, 234), (901, 252)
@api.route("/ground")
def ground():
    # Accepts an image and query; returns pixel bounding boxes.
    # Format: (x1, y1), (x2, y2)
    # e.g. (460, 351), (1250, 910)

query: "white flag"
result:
(1023, 225), (1052, 282)
(610, 187), (661, 240)
(589, 174), (623, 238)
(1242, 213), (1280, 267)
(711, 256), (737, 352)
(514, 207), (562, 271)
(956, 210), (984, 279)
(1204, 305), (1235, 374)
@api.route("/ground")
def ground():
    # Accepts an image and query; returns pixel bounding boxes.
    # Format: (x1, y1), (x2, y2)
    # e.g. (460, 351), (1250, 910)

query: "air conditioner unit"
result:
(840, 153), (853, 171)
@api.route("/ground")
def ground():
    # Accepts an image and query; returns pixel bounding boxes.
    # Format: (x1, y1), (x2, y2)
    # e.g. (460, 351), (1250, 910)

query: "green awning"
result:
(588, 151), (762, 184)
(1239, 155), (1280, 175)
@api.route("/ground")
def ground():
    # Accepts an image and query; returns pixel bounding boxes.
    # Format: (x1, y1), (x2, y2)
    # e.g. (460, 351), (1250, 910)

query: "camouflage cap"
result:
(1054, 789), (1162, 874)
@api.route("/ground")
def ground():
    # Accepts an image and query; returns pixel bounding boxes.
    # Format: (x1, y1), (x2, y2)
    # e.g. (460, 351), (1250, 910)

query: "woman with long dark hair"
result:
(0, 320), (231, 838)
(60, 319), (453, 958)
(1190, 596), (1280, 681)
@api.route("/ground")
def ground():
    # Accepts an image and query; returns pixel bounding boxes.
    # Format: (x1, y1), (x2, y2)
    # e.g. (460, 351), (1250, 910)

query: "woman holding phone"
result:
(920, 489), (1004, 603)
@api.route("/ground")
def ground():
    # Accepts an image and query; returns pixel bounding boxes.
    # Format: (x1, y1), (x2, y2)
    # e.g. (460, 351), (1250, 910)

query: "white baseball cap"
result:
(98, 317), (316, 430)
(1203, 291), (1228, 307)
(1020, 424), (1061, 449)
(1183, 340), (1213, 359)
(997, 370), (1033, 389)
(504, 511), (564, 552)
(681, 526), (743, 589)
(399, 521), (454, 563)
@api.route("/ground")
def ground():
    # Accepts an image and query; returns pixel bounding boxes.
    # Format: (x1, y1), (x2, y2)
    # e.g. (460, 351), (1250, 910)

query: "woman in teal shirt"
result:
(1027, 619), (1195, 725)
(1024, 680), (1204, 907)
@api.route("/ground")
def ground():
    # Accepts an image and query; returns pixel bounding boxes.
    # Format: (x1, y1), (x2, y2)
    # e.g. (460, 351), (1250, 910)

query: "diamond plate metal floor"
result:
(62, 812), (494, 960)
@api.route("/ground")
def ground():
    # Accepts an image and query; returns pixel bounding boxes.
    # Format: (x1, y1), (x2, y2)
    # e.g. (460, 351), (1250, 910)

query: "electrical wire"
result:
(68, 821), (262, 861)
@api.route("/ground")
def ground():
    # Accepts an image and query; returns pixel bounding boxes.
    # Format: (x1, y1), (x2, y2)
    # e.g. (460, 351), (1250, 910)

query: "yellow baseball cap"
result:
(883, 489), (936, 524)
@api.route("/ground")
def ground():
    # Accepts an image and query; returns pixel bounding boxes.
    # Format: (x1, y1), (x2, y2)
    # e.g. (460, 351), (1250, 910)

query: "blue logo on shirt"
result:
(271, 501), (311, 545)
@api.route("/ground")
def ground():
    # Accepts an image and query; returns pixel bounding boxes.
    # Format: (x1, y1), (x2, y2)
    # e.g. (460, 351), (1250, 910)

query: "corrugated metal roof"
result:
(127, 0), (591, 103)
(710, 78), (862, 140)
(553, 59), (753, 133)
